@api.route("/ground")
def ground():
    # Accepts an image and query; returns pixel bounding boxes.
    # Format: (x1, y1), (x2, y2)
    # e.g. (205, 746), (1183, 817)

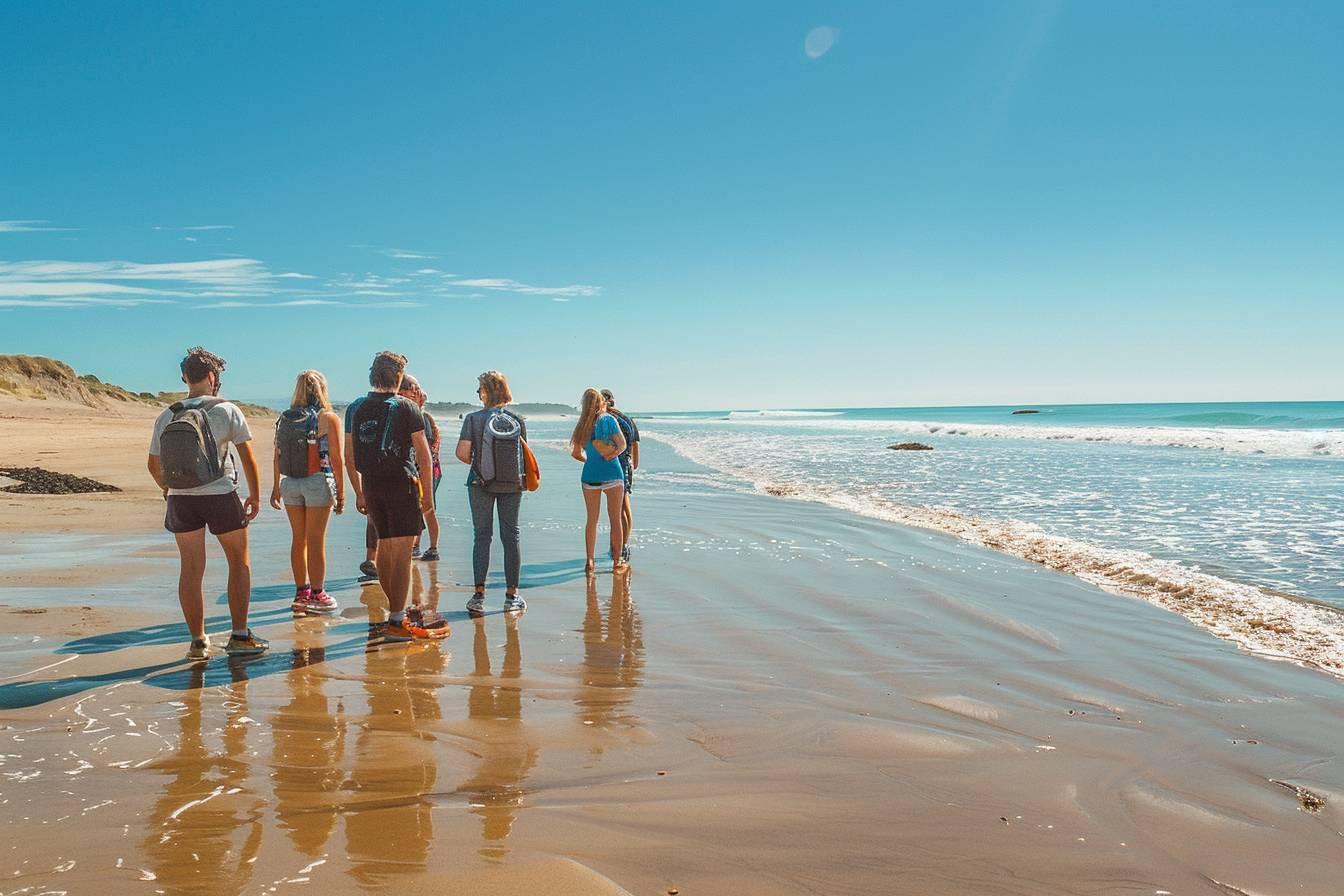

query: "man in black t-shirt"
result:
(344, 351), (444, 644)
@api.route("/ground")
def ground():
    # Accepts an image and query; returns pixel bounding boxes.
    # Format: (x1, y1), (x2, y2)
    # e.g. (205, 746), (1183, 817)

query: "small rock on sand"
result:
(887, 442), (933, 451)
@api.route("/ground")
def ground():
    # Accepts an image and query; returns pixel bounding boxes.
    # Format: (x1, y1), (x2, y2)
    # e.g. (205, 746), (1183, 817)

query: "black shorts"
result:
(622, 464), (634, 495)
(165, 493), (247, 535)
(364, 477), (424, 539)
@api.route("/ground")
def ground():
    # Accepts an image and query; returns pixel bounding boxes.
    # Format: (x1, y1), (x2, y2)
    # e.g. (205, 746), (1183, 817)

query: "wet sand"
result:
(2, 433), (1343, 894)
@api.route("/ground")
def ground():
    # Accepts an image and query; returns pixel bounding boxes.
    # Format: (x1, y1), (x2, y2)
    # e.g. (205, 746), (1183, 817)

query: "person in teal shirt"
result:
(569, 388), (627, 574)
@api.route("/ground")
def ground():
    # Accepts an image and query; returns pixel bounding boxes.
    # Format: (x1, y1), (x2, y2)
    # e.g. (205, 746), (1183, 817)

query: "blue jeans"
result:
(468, 485), (521, 590)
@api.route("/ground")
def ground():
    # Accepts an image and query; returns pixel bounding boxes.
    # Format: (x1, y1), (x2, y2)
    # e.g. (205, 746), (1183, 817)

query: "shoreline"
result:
(3, 434), (1343, 893)
(644, 428), (1344, 678)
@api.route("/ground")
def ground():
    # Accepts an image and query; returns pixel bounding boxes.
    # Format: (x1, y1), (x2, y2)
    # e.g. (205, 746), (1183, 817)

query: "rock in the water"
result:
(887, 442), (933, 451)
(0, 466), (120, 495)
(1011, 409), (1040, 415)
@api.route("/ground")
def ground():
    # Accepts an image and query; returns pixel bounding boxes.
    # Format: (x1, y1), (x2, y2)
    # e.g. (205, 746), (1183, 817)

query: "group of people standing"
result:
(147, 346), (640, 660)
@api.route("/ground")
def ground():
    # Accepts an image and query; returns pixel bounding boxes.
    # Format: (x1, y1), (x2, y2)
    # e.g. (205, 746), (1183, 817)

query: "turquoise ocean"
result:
(627, 401), (1344, 670)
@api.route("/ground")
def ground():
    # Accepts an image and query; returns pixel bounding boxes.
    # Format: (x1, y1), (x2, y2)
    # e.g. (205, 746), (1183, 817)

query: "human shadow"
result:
(57, 606), (294, 655)
(0, 659), (184, 711)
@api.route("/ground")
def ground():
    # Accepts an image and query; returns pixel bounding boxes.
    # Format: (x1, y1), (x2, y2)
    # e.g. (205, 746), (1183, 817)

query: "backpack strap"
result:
(379, 395), (401, 457)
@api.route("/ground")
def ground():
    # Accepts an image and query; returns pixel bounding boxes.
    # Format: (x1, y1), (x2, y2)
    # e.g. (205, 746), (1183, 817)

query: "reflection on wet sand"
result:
(459, 615), (538, 857)
(270, 629), (346, 860)
(342, 639), (446, 888)
(143, 661), (263, 895)
(578, 570), (644, 735)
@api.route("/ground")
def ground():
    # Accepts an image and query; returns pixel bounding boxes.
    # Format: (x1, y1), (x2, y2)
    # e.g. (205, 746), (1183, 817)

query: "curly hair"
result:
(180, 346), (226, 384)
(477, 370), (512, 407)
(369, 350), (407, 389)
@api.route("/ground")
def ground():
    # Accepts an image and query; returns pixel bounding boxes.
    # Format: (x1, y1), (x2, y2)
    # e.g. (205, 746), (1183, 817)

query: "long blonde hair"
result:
(290, 369), (332, 411)
(568, 388), (604, 452)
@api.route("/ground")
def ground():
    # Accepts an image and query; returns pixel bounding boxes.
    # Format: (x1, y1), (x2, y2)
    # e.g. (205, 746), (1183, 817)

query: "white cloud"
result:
(200, 299), (340, 309)
(0, 220), (76, 233)
(380, 248), (436, 260)
(804, 26), (839, 59)
(277, 272), (317, 279)
(443, 277), (600, 297)
(0, 257), (302, 308)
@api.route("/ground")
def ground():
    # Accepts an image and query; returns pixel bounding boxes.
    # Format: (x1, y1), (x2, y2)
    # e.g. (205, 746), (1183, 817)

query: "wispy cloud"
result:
(0, 258), (303, 308)
(379, 248), (436, 260)
(200, 298), (426, 310)
(0, 220), (77, 233)
(1, 250), (599, 310)
(441, 277), (600, 297)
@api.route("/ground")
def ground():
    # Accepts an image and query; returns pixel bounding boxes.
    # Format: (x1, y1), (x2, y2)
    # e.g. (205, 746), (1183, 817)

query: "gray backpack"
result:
(276, 406), (319, 479)
(160, 398), (227, 489)
(474, 409), (524, 493)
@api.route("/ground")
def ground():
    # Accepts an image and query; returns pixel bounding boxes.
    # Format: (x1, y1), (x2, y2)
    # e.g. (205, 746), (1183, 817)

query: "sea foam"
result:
(646, 429), (1344, 676)
(667, 416), (1344, 459)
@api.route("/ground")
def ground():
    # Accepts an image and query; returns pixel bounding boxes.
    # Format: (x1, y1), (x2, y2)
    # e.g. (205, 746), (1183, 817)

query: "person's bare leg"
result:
(284, 504), (307, 587)
(174, 529), (208, 640)
(582, 487), (601, 572)
(605, 486), (625, 569)
(621, 494), (633, 551)
(424, 506), (439, 552)
(376, 535), (415, 614)
(304, 505), (332, 591)
(216, 527), (253, 633)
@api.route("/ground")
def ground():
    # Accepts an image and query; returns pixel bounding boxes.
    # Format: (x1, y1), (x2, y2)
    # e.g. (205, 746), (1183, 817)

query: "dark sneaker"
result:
(359, 560), (378, 580)
(407, 605), (449, 631)
(503, 593), (526, 614)
(411, 546), (422, 560)
(420, 548), (440, 562)
(466, 592), (486, 616)
(367, 621), (411, 647)
(225, 630), (269, 656)
(187, 638), (210, 661)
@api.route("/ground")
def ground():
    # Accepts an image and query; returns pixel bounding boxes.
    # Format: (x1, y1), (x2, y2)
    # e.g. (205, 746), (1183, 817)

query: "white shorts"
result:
(582, 480), (624, 492)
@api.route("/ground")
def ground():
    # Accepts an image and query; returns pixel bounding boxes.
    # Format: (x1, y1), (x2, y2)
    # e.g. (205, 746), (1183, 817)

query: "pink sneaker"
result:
(290, 585), (312, 614)
(303, 590), (339, 616)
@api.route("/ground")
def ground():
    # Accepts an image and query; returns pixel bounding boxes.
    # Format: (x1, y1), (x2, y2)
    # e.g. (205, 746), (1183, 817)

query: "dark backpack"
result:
(352, 395), (414, 479)
(275, 406), (319, 479)
(473, 409), (524, 493)
(160, 398), (227, 489)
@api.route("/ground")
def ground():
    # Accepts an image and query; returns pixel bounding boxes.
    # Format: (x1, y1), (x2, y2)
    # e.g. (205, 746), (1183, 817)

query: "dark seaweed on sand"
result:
(0, 466), (120, 495)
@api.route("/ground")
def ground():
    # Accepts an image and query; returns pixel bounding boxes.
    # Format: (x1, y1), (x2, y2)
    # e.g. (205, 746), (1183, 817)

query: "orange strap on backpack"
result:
(522, 439), (540, 492)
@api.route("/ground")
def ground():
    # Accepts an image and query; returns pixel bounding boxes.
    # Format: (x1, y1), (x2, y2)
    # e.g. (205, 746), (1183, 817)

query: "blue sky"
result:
(2, 2), (1340, 409)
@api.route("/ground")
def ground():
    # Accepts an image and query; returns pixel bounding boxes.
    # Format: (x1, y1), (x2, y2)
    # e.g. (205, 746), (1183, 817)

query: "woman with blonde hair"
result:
(270, 369), (345, 615)
(570, 388), (627, 574)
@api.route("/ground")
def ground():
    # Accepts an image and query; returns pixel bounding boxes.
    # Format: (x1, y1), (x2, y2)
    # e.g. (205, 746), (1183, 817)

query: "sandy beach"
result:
(2, 399), (1342, 895)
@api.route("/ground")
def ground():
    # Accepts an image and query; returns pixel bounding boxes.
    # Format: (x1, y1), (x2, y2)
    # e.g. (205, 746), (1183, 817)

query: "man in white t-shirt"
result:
(147, 347), (268, 660)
